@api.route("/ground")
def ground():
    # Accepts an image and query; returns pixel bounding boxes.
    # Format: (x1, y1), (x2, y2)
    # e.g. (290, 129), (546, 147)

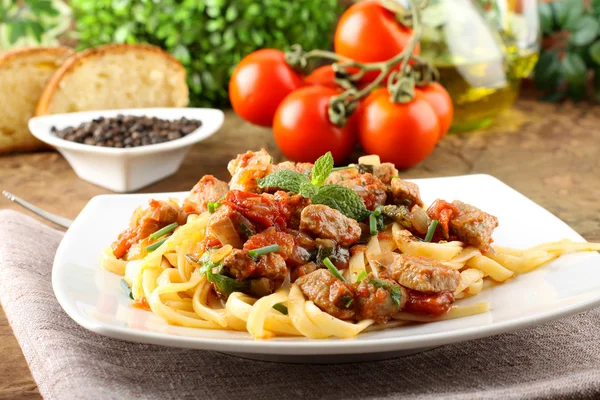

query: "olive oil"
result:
(435, 50), (539, 132)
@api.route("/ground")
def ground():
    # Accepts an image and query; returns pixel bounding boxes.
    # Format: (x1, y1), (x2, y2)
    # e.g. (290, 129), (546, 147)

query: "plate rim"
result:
(52, 174), (600, 355)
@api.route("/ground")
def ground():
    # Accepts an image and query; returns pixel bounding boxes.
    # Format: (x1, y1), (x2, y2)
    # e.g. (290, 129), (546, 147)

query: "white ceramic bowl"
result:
(29, 108), (224, 192)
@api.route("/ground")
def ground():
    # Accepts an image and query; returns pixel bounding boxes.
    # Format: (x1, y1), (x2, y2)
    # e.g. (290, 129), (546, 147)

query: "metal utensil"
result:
(2, 190), (73, 229)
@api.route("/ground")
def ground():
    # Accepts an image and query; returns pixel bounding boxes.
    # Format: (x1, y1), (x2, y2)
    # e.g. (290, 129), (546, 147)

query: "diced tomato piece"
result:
(403, 289), (454, 316)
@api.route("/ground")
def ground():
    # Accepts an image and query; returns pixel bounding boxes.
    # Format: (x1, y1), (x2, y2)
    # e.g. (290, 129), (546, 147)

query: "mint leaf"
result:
(311, 151), (334, 186)
(299, 181), (318, 198)
(312, 184), (370, 221)
(257, 170), (309, 193)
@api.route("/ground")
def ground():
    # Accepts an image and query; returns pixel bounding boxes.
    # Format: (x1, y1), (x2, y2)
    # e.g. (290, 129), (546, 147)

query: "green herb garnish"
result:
(120, 279), (134, 300)
(273, 303), (289, 315)
(257, 152), (370, 221)
(370, 279), (403, 307)
(374, 205), (383, 217)
(311, 151), (334, 186)
(186, 253), (248, 295)
(424, 220), (439, 242)
(323, 257), (346, 282)
(149, 222), (178, 240)
(356, 270), (368, 283)
(331, 165), (357, 172)
(340, 295), (354, 308)
(312, 184), (371, 221)
(146, 237), (168, 252)
(238, 223), (254, 239)
(207, 201), (221, 214)
(248, 244), (280, 259)
(369, 213), (378, 236)
(258, 169), (311, 193)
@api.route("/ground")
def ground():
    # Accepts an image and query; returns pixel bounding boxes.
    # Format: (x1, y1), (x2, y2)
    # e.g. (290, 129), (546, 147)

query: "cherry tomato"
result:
(273, 86), (357, 163)
(229, 49), (304, 127)
(304, 65), (366, 90)
(416, 82), (454, 139)
(357, 88), (440, 169)
(334, 0), (418, 82)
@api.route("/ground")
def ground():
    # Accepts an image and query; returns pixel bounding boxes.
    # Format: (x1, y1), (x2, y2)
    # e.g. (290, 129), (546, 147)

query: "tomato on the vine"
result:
(229, 49), (304, 127)
(273, 86), (357, 163)
(357, 88), (439, 169)
(334, 0), (418, 83)
(416, 82), (453, 139)
(304, 65), (368, 90)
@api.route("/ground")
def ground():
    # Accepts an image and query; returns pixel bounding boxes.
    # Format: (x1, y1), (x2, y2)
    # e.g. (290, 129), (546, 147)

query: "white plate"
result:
(52, 174), (600, 363)
(29, 108), (224, 192)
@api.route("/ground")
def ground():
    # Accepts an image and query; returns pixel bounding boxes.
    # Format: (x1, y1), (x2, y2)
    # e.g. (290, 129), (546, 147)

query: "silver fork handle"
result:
(2, 190), (73, 229)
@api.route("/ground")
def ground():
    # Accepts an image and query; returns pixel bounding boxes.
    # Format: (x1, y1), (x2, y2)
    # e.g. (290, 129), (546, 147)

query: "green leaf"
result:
(311, 151), (334, 186)
(571, 16), (600, 47)
(554, 0), (584, 29)
(113, 23), (132, 43)
(257, 169), (310, 193)
(560, 52), (587, 85)
(538, 2), (554, 35)
(27, 22), (45, 43)
(534, 51), (561, 90)
(312, 184), (370, 221)
(299, 181), (318, 198)
(589, 40), (600, 65)
(7, 20), (27, 44)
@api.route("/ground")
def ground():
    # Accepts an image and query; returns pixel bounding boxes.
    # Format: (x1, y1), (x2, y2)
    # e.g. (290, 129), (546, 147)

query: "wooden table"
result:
(1, 94), (599, 399)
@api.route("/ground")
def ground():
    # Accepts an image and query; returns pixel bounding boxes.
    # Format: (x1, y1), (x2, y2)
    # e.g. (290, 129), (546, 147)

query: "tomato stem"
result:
(285, 0), (436, 127)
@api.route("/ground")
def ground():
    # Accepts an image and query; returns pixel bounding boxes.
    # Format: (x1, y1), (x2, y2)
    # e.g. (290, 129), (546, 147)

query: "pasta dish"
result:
(101, 149), (600, 339)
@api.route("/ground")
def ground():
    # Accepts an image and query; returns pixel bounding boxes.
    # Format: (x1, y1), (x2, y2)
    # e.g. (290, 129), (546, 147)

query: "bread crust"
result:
(35, 43), (187, 116)
(0, 47), (73, 154)
(0, 46), (73, 66)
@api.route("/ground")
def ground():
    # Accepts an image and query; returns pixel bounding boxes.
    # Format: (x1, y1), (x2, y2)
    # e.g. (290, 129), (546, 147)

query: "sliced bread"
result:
(0, 47), (73, 153)
(35, 43), (189, 116)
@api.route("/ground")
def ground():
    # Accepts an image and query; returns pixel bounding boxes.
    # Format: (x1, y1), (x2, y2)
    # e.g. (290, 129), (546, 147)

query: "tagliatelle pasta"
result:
(100, 150), (600, 339)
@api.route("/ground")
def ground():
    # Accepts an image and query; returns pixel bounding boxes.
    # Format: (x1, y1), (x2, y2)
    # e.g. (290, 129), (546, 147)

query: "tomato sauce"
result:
(132, 298), (151, 311)
(223, 190), (289, 231)
(404, 289), (454, 316)
(426, 199), (458, 238)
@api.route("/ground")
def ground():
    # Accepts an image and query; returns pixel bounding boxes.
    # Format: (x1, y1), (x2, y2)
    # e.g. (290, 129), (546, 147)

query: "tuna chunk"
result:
(223, 249), (287, 292)
(295, 269), (355, 320)
(336, 173), (387, 211)
(227, 149), (272, 192)
(112, 199), (186, 259)
(355, 275), (406, 323)
(390, 254), (460, 293)
(183, 175), (229, 214)
(325, 168), (360, 185)
(227, 148), (272, 176)
(207, 203), (255, 248)
(290, 261), (318, 282)
(373, 163), (399, 186)
(243, 228), (295, 260)
(449, 200), (498, 251)
(300, 205), (361, 246)
(391, 178), (423, 208)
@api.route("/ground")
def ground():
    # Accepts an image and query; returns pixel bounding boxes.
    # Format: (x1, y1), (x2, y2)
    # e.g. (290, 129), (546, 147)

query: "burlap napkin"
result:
(1, 210), (600, 400)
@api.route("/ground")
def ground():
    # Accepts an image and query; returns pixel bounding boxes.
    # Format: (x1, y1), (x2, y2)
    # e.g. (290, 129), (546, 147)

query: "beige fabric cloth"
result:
(1, 210), (599, 400)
